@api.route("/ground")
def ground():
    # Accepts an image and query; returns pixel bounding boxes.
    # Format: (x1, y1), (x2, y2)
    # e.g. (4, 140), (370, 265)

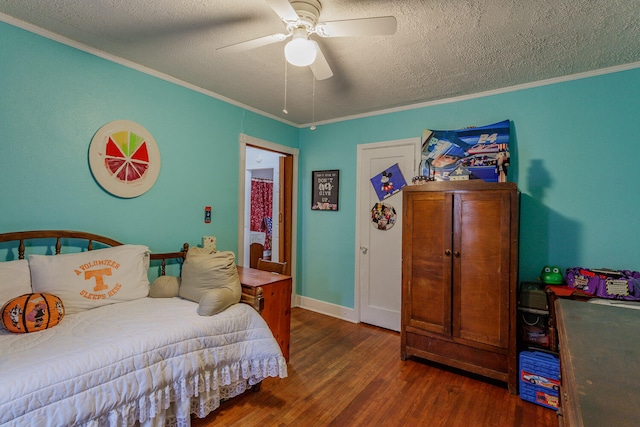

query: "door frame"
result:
(238, 133), (299, 286)
(355, 138), (421, 324)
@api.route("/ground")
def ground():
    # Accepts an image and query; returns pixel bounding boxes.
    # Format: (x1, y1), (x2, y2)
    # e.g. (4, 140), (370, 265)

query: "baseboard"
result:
(294, 295), (358, 324)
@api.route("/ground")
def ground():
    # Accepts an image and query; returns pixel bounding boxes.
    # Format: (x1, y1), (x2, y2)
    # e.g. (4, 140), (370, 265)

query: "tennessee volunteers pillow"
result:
(29, 245), (150, 314)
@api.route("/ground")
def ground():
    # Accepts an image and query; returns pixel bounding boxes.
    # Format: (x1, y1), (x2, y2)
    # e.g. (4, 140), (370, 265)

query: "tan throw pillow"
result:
(149, 275), (181, 298)
(197, 287), (240, 316)
(180, 248), (241, 315)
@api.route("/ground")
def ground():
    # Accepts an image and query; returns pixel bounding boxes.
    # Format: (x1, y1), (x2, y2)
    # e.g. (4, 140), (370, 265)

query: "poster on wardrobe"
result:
(420, 120), (511, 182)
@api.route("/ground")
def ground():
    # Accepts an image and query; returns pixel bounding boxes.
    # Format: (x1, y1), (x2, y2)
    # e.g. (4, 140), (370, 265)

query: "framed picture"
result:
(89, 120), (161, 198)
(311, 170), (339, 211)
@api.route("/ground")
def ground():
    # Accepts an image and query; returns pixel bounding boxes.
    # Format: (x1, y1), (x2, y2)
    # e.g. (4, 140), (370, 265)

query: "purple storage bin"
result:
(595, 270), (640, 300)
(565, 267), (599, 295)
(566, 267), (640, 300)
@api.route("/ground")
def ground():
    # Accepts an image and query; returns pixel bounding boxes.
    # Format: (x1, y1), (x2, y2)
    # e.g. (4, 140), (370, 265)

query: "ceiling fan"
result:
(217, 0), (397, 80)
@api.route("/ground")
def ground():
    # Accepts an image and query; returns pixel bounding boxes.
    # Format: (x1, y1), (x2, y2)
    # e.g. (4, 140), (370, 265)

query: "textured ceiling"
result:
(1, 0), (639, 126)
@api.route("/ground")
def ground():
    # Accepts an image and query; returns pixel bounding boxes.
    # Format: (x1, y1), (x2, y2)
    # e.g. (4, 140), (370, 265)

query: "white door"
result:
(357, 138), (420, 331)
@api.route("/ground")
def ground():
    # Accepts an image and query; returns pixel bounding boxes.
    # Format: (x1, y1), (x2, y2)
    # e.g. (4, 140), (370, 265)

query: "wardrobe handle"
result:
(454, 251), (461, 258)
(445, 249), (451, 256)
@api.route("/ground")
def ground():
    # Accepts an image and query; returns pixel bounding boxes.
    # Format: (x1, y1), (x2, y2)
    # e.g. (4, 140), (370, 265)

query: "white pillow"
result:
(29, 245), (150, 314)
(0, 259), (32, 308)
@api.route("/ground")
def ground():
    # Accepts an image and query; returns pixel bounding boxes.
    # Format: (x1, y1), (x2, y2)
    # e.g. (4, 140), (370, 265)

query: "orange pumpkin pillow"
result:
(1, 293), (65, 333)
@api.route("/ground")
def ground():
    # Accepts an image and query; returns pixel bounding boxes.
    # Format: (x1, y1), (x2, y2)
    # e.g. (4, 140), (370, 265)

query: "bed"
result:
(0, 230), (287, 427)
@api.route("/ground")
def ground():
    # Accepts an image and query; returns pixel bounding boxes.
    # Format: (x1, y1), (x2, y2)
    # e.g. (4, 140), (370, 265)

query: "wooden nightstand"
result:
(238, 266), (292, 362)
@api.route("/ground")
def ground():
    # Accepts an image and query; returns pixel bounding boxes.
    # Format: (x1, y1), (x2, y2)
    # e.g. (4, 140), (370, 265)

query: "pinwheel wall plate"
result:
(89, 120), (161, 198)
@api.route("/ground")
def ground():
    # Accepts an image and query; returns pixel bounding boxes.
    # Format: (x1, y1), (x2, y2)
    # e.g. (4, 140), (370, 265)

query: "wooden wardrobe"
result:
(401, 181), (519, 393)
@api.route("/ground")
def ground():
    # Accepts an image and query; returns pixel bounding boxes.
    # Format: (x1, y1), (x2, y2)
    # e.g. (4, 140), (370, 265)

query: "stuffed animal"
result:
(2, 293), (64, 333)
(540, 266), (563, 285)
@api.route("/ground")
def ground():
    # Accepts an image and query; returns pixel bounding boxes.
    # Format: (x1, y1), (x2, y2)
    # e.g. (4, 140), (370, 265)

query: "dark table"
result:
(556, 298), (640, 426)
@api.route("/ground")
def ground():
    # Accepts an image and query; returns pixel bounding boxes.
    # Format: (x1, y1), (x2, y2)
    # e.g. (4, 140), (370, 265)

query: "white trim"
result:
(238, 133), (299, 303)
(354, 138), (421, 326)
(299, 62), (640, 127)
(3, 12), (639, 129)
(295, 295), (358, 324)
(356, 137), (422, 154)
(0, 13), (297, 128)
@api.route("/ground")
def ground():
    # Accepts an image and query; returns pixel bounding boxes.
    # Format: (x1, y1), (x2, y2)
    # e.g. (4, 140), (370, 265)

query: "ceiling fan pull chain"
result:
(283, 59), (289, 114)
(310, 75), (317, 130)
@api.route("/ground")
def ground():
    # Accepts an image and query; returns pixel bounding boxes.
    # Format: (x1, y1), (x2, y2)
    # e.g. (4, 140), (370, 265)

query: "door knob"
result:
(454, 251), (461, 258)
(445, 249), (451, 256)
(360, 246), (368, 254)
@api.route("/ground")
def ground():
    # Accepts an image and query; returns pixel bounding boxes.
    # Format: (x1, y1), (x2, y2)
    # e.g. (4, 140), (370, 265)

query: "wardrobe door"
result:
(403, 191), (453, 336)
(452, 189), (513, 349)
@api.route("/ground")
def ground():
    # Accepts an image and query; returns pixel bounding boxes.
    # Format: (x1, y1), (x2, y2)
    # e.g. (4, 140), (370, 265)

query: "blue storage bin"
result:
(519, 351), (560, 410)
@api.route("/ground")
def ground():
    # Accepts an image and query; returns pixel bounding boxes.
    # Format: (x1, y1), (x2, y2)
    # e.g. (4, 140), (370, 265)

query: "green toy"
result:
(541, 266), (563, 285)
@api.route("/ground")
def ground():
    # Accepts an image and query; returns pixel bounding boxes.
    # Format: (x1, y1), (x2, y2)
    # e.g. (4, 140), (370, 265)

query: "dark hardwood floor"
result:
(192, 307), (558, 426)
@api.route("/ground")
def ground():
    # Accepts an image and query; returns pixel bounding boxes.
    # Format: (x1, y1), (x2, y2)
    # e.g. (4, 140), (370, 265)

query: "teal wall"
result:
(298, 69), (640, 308)
(0, 21), (298, 258)
(3, 19), (640, 311)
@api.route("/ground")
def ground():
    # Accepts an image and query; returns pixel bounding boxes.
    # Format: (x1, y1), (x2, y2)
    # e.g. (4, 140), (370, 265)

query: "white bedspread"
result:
(0, 298), (287, 427)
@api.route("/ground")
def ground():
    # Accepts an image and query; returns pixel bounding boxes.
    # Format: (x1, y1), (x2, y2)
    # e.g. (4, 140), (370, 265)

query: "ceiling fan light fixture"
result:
(284, 30), (317, 67)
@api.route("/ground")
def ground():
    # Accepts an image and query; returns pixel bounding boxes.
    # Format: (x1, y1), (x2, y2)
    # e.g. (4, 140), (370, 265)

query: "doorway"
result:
(355, 138), (420, 331)
(244, 147), (283, 264)
(238, 134), (298, 280)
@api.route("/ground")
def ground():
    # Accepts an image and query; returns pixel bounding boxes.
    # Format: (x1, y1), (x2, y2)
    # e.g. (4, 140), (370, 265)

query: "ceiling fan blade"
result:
(310, 45), (333, 80)
(316, 16), (397, 37)
(217, 33), (288, 53)
(265, 0), (299, 23)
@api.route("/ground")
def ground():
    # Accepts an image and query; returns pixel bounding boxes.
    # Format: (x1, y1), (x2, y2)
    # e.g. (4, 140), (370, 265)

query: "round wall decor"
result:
(371, 202), (397, 231)
(89, 120), (161, 198)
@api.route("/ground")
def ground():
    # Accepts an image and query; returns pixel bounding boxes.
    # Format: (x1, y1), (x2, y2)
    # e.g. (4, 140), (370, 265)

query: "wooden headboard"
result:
(0, 230), (263, 313)
(0, 230), (188, 275)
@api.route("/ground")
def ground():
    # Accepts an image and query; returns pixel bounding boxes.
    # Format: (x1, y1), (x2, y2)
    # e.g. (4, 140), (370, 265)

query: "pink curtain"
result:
(250, 179), (273, 250)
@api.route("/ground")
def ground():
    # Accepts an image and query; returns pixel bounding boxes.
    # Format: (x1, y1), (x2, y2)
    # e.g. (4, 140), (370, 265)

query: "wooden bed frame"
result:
(0, 230), (264, 313)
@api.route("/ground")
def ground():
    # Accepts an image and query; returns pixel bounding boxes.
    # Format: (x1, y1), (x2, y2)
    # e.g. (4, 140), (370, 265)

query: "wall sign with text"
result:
(311, 170), (339, 211)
